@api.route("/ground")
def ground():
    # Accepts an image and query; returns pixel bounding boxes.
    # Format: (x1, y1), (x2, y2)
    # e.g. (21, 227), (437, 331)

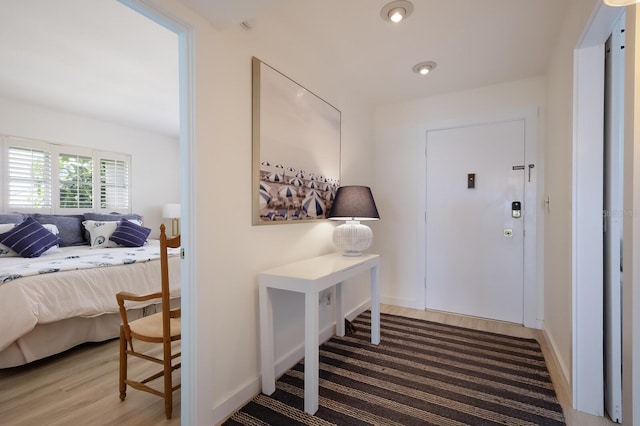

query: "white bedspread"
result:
(0, 240), (181, 352)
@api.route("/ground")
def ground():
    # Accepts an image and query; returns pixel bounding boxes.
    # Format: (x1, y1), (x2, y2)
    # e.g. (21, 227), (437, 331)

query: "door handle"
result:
(528, 164), (535, 182)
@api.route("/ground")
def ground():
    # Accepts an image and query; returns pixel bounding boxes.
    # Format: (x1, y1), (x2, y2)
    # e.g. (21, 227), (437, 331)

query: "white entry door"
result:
(426, 120), (525, 324)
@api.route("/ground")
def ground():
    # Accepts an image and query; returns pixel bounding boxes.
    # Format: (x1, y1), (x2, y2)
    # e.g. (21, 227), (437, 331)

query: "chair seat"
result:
(130, 312), (181, 339)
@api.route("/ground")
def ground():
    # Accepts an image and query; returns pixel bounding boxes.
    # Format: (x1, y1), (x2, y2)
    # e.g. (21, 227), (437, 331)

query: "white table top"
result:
(259, 252), (379, 292)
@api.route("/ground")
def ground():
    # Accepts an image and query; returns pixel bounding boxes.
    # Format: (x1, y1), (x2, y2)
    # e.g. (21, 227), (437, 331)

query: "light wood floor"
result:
(0, 305), (617, 425)
(0, 339), (181, 425)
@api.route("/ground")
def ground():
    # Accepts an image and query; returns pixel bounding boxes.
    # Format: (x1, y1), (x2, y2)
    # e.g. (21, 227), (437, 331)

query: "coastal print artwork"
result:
(252, 57), (341, 224)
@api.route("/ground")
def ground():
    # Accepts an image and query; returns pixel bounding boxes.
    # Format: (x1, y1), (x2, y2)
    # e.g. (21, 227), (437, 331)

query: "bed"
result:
(0, 212), (180, 369)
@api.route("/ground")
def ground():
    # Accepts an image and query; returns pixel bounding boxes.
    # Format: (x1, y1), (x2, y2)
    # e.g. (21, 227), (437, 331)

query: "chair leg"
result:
(164, 340), (174, 419)
(165, 393), (172, 420)
(119, 326), (127, 402)
(164, 352), (173, 419)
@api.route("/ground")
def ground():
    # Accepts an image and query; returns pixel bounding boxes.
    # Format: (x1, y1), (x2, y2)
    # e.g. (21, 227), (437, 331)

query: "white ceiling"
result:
(0, 0), (571, 138)
(0, 0), (179, 137)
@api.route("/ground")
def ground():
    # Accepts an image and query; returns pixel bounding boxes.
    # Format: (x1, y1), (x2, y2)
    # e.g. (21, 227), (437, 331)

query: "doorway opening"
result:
(117, 0), (196, 422)
(572, 3), (624, 416)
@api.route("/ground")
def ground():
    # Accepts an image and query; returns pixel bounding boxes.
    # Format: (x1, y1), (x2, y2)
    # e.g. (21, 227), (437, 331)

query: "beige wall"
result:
(544, 0), (601, 388)
(144, 1), (376, 423)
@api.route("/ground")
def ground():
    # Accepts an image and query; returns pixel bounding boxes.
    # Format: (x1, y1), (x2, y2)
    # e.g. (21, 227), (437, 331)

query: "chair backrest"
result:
(159, 223), (180, 342)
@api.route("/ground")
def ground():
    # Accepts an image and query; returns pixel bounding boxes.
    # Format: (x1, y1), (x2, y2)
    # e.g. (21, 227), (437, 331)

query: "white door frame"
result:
(572, 2), (624, 416)
(424, 109), (540, 328)
(117, 1), (197, 424)
(603, 14), (625, 423)
(622, 7), (640, 424)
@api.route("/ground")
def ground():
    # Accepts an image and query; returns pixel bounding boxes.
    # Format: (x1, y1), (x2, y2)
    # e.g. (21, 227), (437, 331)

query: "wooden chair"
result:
(116, 224), (181, 419)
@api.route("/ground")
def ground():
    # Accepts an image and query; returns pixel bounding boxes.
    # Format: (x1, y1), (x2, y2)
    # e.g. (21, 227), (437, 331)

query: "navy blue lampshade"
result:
(328, 186), (380, 221)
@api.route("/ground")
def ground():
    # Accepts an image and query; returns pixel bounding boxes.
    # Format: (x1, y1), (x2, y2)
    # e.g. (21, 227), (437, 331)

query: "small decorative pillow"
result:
(109, 219), (151, 247)
(82, 215), (142, 243)
(0, 223), (60, 256)
(0, 217), (61, 258)
(82, 220), (120, 248)
(0, 223), (18, 257)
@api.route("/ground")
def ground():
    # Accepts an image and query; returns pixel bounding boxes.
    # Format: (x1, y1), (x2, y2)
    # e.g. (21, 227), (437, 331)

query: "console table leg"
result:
(371, 265), (381, 345)
(335, 282), (345, 337)
(304, 292), (320, 414)
(259, 286), (276, 395)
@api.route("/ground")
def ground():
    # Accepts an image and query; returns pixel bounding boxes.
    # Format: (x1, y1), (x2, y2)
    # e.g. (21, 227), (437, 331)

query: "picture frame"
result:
(252, 57), (341, 225)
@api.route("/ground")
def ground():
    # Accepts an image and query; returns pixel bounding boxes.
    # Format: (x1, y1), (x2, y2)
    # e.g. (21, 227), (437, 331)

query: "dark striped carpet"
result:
(224, 311), (566, 425)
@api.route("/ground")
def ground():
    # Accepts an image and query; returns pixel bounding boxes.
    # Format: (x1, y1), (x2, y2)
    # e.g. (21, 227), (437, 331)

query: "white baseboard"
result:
(211, 379), (260, 425)
(211, 300), (371, 424)
(540, 325), (572, 405)
(381, 295), (423, 309)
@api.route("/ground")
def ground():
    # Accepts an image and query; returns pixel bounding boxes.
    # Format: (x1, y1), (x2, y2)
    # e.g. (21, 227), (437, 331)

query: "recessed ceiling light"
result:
(380, 1), (414, 23)
(412, 61), (437, 75)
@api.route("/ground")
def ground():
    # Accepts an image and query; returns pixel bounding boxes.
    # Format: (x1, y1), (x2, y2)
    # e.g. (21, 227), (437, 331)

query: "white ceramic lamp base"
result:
(333, 220), (373, 256)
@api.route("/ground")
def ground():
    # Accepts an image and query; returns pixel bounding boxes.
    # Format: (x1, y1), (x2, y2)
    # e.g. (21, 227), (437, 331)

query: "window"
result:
(7, 142), (52, 209)
(1, 136), (131, 213)
(59, 153), (93, 209)
(100, 156), (129, 209)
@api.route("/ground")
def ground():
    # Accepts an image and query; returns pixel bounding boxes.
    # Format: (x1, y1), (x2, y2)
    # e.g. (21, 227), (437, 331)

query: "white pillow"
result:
(0, 223), (18, 257)
(0, 223), (16, 232)
(41, 224), (61, 255)
(42, 223), (59, 236)
(83, 220), (120, 248)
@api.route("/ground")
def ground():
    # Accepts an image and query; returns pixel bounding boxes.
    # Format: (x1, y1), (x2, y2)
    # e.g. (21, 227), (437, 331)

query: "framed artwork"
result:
(252, 57), (341, 225)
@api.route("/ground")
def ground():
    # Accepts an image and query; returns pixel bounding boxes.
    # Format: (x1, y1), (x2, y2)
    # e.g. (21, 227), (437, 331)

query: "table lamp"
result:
(603, 0), (639, 5)
(162, 203), (181, 237)
(327, 186), (380, 256)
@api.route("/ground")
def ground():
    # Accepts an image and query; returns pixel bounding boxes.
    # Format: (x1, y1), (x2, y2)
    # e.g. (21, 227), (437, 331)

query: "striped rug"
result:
(224, 311), (566, 425)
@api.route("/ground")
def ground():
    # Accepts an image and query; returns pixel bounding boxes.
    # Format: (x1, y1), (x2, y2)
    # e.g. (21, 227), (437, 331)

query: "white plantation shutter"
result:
(7, 143), (52, 209)
(1, 136), (132, 213)
(100, 157), (130, 210)
(59, 153), (93, 209)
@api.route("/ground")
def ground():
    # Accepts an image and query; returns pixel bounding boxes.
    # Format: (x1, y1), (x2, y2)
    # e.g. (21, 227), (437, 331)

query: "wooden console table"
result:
(258, 252), (380, 415)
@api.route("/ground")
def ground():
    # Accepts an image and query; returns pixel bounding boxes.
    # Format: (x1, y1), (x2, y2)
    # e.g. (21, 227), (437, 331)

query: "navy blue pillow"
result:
(109, 219), (151, 247)
(0, 216), (60, 258)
